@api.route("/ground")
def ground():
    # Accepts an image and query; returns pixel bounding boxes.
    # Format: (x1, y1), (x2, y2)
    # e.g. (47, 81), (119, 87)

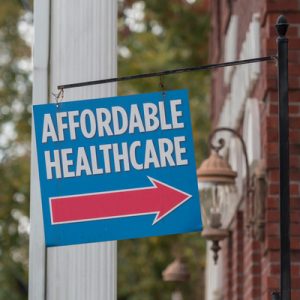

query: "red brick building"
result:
(204, 1), (300, 299)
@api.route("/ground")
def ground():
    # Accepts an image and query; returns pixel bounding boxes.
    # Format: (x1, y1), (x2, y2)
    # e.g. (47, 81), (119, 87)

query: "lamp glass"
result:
(198, 181), (237, 229)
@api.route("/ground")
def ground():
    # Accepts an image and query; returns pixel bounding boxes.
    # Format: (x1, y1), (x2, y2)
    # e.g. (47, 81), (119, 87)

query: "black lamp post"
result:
(273, 15), (291, 300)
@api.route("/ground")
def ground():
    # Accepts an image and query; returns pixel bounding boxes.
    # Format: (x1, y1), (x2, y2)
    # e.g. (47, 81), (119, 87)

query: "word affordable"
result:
(33, 90), (202, 246)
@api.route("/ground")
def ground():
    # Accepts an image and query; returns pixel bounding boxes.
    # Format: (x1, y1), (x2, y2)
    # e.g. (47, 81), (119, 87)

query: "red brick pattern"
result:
(222, 233), (233, 300)
(232, 212), (244, 300)
(209, 0), (300, 299)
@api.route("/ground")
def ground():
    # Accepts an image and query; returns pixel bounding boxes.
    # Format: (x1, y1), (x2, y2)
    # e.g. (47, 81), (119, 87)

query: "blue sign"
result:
(33, 90), (202, 246)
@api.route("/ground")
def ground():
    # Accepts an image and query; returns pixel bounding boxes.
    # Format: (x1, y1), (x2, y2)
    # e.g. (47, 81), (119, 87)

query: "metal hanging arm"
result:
(208, 127), (251, 196)
(57, 56), (276, 91)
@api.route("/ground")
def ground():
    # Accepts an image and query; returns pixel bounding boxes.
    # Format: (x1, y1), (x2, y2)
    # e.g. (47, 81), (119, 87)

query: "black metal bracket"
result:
(57, 56), (276, 91)
(272, 291), (281, 300)
(208, 127), (251, 195)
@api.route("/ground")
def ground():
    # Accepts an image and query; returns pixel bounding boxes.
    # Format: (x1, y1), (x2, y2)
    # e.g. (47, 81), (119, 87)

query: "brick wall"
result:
(209, 0), (300, 299)
(232, 212), (244, 300)
(223, 234), (233, 300)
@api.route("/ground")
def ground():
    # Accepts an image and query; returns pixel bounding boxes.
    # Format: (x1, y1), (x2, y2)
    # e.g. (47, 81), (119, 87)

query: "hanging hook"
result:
(51, 88), (64, 108)
(270, 55), (278, 67)
(159, 75), (166, 101)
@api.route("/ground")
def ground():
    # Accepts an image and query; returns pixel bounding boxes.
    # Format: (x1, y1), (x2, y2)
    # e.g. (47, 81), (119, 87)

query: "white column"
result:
(29, 1), (117, 299)
(29, 0), (50, 298)
(205, 242), (224, 300)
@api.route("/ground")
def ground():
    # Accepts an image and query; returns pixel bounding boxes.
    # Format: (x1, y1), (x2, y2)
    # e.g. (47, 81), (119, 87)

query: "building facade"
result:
(206, 1), (300, 299)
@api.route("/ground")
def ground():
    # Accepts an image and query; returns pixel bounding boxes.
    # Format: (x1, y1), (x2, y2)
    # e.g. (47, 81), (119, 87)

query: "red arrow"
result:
(50, 177), (191, 225)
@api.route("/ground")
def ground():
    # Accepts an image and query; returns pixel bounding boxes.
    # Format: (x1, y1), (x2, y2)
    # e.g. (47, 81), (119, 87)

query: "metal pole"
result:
(275, 15), (291, 300)
(272, 291), (281, 300)
(57, 56), (275, 90)
(208, 127), (251, 195)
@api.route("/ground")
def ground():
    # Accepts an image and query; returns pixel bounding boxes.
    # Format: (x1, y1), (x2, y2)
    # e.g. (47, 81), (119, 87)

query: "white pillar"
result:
(205, 242), (223, 300)
(29, 1), (117, 299)
(172, 290), (183, 300)
(28, 0), (50, 298)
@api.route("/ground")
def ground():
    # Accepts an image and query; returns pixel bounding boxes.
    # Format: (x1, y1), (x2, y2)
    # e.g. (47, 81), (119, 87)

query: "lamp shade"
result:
(197, 152), (237, 185)
(162, 258), (190, 282)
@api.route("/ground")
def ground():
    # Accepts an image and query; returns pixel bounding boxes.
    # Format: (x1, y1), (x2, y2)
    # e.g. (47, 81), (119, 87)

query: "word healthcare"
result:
(33, 90), (203, 247)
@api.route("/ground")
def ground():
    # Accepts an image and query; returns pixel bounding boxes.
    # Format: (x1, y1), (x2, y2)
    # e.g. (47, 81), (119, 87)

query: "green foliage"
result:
(0, 1), (32, 299)
(118, 234), (206, 300)
(0, 157), (30, 299)
(118, 0), (210, 164)
(117, 1), (210, 299)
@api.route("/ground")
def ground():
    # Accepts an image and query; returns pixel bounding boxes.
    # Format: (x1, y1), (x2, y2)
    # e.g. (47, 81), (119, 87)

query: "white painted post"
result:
(28, 0), (50, 298)
(29, 1), (117, 299)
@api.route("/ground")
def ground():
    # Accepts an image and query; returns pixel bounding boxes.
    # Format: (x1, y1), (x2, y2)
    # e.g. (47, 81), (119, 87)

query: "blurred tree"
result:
(118, 0), (210, 165)
(0, 1), (32, 299)
(117, 1), (210, 299)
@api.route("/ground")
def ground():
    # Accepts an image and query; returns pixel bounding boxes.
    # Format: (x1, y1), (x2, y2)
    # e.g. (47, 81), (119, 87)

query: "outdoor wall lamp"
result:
(197, 127), (253, 264)
(162, 257), (190, 282)
(162, 257), (190, 300)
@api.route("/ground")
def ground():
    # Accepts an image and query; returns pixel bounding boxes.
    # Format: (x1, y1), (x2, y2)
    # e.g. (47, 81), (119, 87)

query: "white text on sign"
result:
(42, 99), (189, 179)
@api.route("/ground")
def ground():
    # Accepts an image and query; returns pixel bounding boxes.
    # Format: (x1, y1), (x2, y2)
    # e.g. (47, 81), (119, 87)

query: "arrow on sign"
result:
(50, 177), (192, 225)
